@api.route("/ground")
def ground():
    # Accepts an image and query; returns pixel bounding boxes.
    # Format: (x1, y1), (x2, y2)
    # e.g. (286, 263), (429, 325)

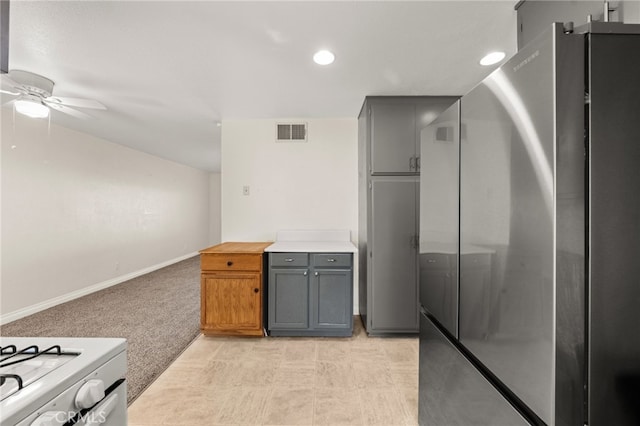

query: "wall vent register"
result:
(276, 123), (307, 142)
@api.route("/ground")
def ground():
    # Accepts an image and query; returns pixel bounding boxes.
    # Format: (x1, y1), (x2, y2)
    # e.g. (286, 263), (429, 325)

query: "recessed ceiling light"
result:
(15, 96), (50, 118)
(480, 51), (506, 66)
(313, 50), (335, 66)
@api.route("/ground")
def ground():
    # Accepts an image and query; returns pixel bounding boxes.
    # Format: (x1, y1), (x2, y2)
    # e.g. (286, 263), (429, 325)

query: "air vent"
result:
(276, 123), (307, 142)
(435, 126), (454, 142)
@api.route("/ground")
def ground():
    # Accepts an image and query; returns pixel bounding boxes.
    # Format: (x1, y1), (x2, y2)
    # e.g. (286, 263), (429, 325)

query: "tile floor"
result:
(128, 317), (419, 426)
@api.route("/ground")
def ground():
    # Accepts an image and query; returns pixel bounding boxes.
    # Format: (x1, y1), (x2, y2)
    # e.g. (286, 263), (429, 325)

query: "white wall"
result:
(221, 118), (359, 310)
(0, 109), (211, 322)
(208, 173), (222, 246)
(221, 119), (358, 241)
(621, 0), (640, 23)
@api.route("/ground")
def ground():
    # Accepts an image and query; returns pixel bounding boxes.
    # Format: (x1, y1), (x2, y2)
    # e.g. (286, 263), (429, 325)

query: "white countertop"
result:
(265, 240), (357, 253)
(265, 229), (357, 253)
(420, 241), (495, 255)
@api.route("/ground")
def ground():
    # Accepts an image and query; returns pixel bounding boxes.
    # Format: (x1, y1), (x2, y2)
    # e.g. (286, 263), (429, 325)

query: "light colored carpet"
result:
(0, 256), (201, 404)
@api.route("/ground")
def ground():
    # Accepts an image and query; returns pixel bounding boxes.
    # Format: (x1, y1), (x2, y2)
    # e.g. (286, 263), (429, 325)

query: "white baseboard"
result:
(0, 252), (199, 325)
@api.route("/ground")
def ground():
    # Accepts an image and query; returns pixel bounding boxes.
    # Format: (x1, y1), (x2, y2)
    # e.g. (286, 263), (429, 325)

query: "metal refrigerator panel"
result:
(552, 23), (586, 426)
(588, 31), (640, 426)
(419, 101), (460, 337)
(418, 311), (529, 426)
(459, 24), (584, 425)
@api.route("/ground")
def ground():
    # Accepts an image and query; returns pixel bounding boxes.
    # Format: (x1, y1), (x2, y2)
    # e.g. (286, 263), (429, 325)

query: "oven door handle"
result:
(82, 392), (118, 426)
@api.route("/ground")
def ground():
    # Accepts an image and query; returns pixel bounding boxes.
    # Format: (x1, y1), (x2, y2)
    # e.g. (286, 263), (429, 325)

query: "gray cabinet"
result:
(370, 103), (417, 174)
(359, 96), (458, 335)
(268, 252), (353, 336)
(370, 176), (419, 332)
(269, 268), (309, 329)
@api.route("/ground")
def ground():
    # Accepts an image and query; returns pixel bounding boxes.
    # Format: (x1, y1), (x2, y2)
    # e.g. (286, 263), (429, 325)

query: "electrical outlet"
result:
(243, 185), (250, 196)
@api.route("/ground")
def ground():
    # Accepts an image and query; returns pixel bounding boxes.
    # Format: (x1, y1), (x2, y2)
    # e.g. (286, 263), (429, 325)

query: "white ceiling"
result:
(2, 1), (517, 172)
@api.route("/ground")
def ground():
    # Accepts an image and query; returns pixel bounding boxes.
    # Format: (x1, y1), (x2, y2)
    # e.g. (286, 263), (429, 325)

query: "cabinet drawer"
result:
(270, 253), (309, 267)
(420, 253), (452, 269)
(311, 253), (352, 268)
(201, 253), (262, 271)
(461, 253), (492, 268)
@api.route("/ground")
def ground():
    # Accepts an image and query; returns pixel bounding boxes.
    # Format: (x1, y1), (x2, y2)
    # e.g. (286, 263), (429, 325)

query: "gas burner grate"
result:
(0, 345), (67, 393)
(0, 345), (62, 368)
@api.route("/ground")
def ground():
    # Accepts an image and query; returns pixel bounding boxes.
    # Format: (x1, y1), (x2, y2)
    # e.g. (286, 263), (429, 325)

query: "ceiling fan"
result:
(0, 69), (106, 119)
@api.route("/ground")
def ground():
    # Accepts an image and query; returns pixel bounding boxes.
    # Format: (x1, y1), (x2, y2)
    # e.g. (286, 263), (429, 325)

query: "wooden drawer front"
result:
(312, 253), (352, 268)
(270, 253), (309, 267)
(201, 253), (262, 271)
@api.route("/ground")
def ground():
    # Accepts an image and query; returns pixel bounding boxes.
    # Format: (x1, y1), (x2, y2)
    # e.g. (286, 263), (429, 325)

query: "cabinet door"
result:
(459, 254), (493, 340)
(370, 177), (419, 331)
(268, 268), (309, 329)
(419, 254), (456, 335)
(311, 269), (352, 329)
(370, 103), (416, 174)
(201, 272), (262, 332)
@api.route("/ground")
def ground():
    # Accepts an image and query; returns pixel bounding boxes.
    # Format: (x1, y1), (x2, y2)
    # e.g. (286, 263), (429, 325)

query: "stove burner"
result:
(0, 374), (22, 389)
(0, 344), (78, 400)
(0, 344), (62, 368)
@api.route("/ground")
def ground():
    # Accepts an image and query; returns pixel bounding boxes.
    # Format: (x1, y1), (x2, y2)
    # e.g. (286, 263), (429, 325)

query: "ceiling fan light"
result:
(15, 98), (50, 118)
(313, 50), (335, 65)
(480, 51), (506, 66)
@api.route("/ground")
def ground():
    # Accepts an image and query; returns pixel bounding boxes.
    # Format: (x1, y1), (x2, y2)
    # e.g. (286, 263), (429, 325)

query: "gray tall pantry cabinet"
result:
(358, 96), (458, 334)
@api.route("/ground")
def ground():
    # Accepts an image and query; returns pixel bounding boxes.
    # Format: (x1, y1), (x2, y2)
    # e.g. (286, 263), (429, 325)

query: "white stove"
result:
(0, 337), (127, 426)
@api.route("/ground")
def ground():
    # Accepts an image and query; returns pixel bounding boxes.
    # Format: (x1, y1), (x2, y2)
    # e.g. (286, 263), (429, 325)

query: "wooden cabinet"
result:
(199, 242), (272, 337)
(268, 252), (353, 337)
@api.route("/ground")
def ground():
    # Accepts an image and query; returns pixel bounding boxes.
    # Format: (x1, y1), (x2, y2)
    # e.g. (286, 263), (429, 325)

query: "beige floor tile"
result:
(244, 344), (286, 364)
(359, 388), (413, 426)
(235, 360), (278, 387)
(391, 367), (419, 388)
(281, 340), (318, 364)
(201, 360), (243, 387)
(129, 318), (420, 425)
(273, 364), (316, 387)
(317, 340), (352, 362)
(262, 387), (314, 425)
(315, 361), (357, 388)
(170, 336), (225, 367)
(214, 387), (271, 425)
(212, 340), (256, 361)
(351, 361), (395, 389)
(162, 387), (228, 425)
(151, 365), (209, 388)
(349, 340), (389, 363)
(314, 388), (364, 426)
(380, 340), (419, 367)
(399, 386), (419, 426)
(126, 386), (172, 425)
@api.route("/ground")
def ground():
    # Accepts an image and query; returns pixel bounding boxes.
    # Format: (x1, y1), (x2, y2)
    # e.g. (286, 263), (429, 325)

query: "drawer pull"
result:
(428, 259), (436, 263)
(327, 258), (336, 262)
(254, 288), (259, 293)
(227, 261), (233, 266)
(284, 258), (294, 262)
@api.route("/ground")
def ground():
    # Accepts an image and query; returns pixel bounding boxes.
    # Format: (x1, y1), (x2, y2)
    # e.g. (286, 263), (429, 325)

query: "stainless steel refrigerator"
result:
(418, 22), (640, 426)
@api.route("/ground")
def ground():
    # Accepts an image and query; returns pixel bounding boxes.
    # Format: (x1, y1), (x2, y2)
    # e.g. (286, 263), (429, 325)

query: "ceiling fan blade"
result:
(0, 74), (24, 95)
(0, 88), (20, 96)
(45, 96), (106, 110)
(47, 103), (93, 119)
